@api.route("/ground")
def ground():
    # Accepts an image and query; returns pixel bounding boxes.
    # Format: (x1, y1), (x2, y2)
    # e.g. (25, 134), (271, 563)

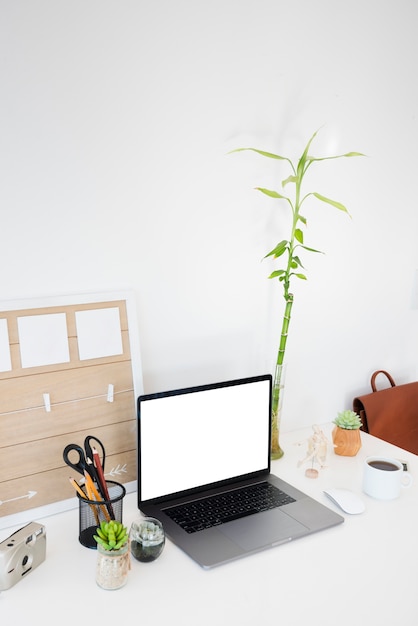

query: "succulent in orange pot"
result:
(332, 410), (362, 456)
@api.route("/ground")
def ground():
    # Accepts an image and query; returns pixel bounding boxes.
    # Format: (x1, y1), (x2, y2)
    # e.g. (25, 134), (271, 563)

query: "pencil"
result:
(83, 472), (95, 500)
(92, 446), (115, 519)
(84, 470), (111, 522)
(69, 476), (87, 499)
(69, 477), (100, 524)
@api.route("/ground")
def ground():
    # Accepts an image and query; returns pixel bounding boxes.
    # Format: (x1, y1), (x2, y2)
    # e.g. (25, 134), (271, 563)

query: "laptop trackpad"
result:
(219, 509), (308, 551)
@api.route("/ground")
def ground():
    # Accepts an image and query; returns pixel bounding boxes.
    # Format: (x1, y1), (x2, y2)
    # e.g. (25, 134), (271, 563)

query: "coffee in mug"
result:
(363, 456), (413, 500)
(367, 460), (399, 472)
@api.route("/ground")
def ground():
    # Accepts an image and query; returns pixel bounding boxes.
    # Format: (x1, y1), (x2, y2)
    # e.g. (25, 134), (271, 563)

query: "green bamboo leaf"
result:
(265, 240), (288, 258)
(228, 147), (290, 162)
(293, 273), (307, 280)
(308, 151), (366, 163)
(312, 192), (351, 215)
(256, 187), (289, 200)
(292, 255), (305, 267)
(297, 130), (319, 175)
(282, 175), (297, 187)
(295, 228), (303, 244)
(300, 244), (324, 254)
(268, 270), (286, 279)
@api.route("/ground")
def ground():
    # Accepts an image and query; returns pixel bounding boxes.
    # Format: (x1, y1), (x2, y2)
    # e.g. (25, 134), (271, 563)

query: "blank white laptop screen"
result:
(139, 377), (271, 502)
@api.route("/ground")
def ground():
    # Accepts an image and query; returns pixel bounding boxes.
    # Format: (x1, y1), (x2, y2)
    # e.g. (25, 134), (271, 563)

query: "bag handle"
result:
(371, 370), (396, 392)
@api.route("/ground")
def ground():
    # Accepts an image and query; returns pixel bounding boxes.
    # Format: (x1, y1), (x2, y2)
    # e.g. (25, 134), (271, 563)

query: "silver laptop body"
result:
(137, 374), (343, 569)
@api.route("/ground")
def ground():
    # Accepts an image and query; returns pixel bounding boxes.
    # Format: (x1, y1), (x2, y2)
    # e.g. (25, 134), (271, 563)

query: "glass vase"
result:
(271, 364), (285, 459)
(95, 542), (130, 590)
(130, 517), (165, 562)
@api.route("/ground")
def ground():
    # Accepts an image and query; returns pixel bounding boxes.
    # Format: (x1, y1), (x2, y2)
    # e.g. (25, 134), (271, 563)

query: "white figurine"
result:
(297, 424), (328, 477)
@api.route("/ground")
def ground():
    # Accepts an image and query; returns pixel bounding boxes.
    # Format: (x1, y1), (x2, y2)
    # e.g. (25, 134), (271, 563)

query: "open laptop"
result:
(137, 374), (343, 568)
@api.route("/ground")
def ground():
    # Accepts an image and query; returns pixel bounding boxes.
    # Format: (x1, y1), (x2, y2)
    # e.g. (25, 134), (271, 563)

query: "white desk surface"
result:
(1, 424), (417, 625)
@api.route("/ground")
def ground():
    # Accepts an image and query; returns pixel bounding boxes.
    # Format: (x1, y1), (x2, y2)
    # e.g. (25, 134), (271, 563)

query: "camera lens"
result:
(22, 555), (29, 567)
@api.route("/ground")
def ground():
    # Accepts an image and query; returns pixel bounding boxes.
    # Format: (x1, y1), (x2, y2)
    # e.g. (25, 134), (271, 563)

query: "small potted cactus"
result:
(94, 520), (130, 590)
(332, 410), (362, 456)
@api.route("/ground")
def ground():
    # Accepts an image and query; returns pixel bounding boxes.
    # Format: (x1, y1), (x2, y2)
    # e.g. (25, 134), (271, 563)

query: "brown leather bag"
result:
(353, 370), (418, 455)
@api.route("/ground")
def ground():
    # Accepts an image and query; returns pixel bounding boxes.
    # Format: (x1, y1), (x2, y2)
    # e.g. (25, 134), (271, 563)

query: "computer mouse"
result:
(323, 488), (366, 515)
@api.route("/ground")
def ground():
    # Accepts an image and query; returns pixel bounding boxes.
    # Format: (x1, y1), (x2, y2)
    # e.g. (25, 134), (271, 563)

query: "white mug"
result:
(363, 456), (413, 500)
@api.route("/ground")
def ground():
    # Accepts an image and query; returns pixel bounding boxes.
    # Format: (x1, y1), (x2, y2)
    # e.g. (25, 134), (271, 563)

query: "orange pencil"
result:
(83, 472), (96, 502)
(69, 477), (99, 524)
(84, 470), (111, 522)
(69, 476), (87, 499)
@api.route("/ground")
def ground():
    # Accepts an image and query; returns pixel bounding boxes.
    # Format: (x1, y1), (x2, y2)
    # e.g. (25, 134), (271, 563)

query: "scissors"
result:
(63, 435), (114, 520)
(63, 435), (106, 482)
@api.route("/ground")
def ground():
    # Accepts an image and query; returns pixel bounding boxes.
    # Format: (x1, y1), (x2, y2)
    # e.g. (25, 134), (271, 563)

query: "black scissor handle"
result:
(63, 443), (89, 477)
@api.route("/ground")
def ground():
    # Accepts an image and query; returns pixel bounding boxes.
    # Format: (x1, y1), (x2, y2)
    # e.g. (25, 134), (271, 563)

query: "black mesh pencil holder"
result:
(77, 480), (126, 549)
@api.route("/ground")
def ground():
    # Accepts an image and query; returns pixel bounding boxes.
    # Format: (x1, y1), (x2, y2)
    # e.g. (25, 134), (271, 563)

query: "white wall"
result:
(1, 0), (417, 432)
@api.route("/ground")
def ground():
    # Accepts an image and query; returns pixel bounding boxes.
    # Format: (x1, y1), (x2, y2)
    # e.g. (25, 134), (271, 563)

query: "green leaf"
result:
(312, 192), (351, 215)
(228, 147), (290, 162)
(294, 228), (303, 244)
(293, 273), (307, 280)
(256, 187), (289, 200)
(297, 130), (319, 176)
(282, 175), (297, 187)
(342, 151), (365, 158)
(308, 151), (366, 163)
(268, 270), (286, 279)
(292, 255), (305, 268)
(300, 244), (324, 254)
(265, 240), (288, 258)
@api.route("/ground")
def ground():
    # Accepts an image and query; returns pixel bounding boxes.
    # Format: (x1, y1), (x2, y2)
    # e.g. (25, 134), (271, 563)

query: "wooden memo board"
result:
(0, 291), (143, 530)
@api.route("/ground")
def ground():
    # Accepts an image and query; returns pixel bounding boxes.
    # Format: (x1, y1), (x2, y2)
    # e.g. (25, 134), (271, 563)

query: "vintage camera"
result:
(0, 522), (46, 591)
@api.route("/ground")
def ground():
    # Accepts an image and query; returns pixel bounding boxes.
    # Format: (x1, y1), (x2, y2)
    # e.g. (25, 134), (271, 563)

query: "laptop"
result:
(137, 374), (343, 568)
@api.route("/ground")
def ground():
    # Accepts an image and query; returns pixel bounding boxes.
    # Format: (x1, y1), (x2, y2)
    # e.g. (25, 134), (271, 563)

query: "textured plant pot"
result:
(332, 426), (362, 456)
(95, 543), (130, 590)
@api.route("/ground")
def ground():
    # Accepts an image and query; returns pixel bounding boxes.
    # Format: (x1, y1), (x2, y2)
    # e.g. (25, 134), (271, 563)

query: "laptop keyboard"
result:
(163, 482), (296, 533)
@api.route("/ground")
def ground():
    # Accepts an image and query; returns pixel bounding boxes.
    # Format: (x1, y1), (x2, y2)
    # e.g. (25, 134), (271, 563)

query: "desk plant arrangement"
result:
(231, 130), (363, 458)
(94, 520), (130, 590)
(332, 409), (362, 456)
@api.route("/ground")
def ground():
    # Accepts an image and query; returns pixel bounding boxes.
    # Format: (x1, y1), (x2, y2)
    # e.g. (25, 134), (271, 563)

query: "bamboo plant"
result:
(231, 130), (364, 458)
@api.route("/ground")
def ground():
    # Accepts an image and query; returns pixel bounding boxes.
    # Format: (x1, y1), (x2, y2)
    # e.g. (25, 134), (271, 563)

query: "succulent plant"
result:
(333, 410), (362, 430)
(130, 518), (165, 562)
(94, 520), (129, 551)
